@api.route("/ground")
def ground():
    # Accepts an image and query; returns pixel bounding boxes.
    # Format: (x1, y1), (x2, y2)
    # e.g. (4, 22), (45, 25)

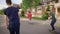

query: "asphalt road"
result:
(0, 16), (60, 34)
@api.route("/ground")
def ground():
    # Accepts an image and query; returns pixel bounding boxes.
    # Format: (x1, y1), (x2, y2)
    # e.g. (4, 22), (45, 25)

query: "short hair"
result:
(6, 0), (12, 5)
(28, 11), (31, 13)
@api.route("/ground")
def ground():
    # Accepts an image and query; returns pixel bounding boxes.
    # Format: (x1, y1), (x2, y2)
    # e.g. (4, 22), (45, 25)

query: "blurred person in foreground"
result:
(4, 0), (20, 34)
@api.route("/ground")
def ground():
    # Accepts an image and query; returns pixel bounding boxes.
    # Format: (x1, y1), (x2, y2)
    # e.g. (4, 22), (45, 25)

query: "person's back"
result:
(4, 7), (20, 23)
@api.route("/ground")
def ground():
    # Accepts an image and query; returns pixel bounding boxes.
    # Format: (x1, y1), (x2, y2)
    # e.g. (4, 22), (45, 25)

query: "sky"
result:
(0, 0), (22, 9)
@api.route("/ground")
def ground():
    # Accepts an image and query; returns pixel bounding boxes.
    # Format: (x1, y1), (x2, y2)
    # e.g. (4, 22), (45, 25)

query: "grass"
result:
(32, 17), (48, 20)
(0, 15), (48, 20)
(20, 16), (48, 20)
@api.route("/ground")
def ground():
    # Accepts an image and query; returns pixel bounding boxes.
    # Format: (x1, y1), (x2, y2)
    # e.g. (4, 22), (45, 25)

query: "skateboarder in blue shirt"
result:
(4, 0), (20, 34)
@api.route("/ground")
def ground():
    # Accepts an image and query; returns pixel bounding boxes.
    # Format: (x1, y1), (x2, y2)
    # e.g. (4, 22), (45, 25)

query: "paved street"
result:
(0, 16), (60, 34)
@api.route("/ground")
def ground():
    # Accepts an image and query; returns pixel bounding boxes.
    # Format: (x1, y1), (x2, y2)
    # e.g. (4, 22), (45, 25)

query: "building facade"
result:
(54, 0), (60, 19)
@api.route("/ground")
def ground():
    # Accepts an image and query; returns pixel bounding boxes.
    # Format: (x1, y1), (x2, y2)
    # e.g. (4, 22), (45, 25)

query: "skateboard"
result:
(49, 29), (56, 34)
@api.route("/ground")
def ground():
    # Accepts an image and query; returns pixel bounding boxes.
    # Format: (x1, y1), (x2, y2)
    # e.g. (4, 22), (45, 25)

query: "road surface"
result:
(0, 16), (60, 34)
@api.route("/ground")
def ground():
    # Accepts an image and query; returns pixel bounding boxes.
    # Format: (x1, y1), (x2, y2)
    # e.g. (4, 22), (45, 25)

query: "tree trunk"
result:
(35, 7), (37, 14)
(42, 5), (45, 15)
(30, 7), (32, 12)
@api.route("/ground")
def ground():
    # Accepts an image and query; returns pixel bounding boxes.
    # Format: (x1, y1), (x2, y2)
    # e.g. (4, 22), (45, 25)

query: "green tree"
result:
(33, 0), (40, 14)
(22, 0), (41, 12)
(22, 0), (32, 11)
(22, 0), (33, 16)
(0, 9), (4, 15)
(52, 0), (58, 3)
(46, 4), (50, 11)
(33, 0), (40, 7)
(22, 0), (41, 16)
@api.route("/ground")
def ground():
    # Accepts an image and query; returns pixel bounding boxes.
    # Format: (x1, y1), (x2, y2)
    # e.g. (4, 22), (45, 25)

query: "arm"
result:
(4, 15), (9, 29)
(18, 11), (20, 20)
(48, 16), (52, 20)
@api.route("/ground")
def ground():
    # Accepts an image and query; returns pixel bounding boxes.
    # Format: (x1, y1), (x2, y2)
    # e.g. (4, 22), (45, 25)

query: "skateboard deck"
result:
(49, 30), (56, 34)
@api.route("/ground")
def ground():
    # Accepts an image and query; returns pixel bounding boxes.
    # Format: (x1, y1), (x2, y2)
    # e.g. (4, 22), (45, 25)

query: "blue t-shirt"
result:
(4, 6), (20, 26)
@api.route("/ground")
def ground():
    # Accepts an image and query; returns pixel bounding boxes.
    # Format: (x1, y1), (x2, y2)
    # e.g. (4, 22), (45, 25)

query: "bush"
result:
(32, 12), (48, 20)
(0, 9), (4, 15)
(41, 12), (48, 20)
(46, 5), (50, 11)
(21, 10), (25, 17)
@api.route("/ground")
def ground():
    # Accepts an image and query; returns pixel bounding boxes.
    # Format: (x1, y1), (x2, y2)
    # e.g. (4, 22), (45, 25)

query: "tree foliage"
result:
(33, 0), (40, 7)
(22, 0), (41, 17)
(0, 9), (4, 15)
(46, 5), (50, 11)
(22, 0), (41, 10)
(52, 0), (58, 3)
(22, 0), (32, 11)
